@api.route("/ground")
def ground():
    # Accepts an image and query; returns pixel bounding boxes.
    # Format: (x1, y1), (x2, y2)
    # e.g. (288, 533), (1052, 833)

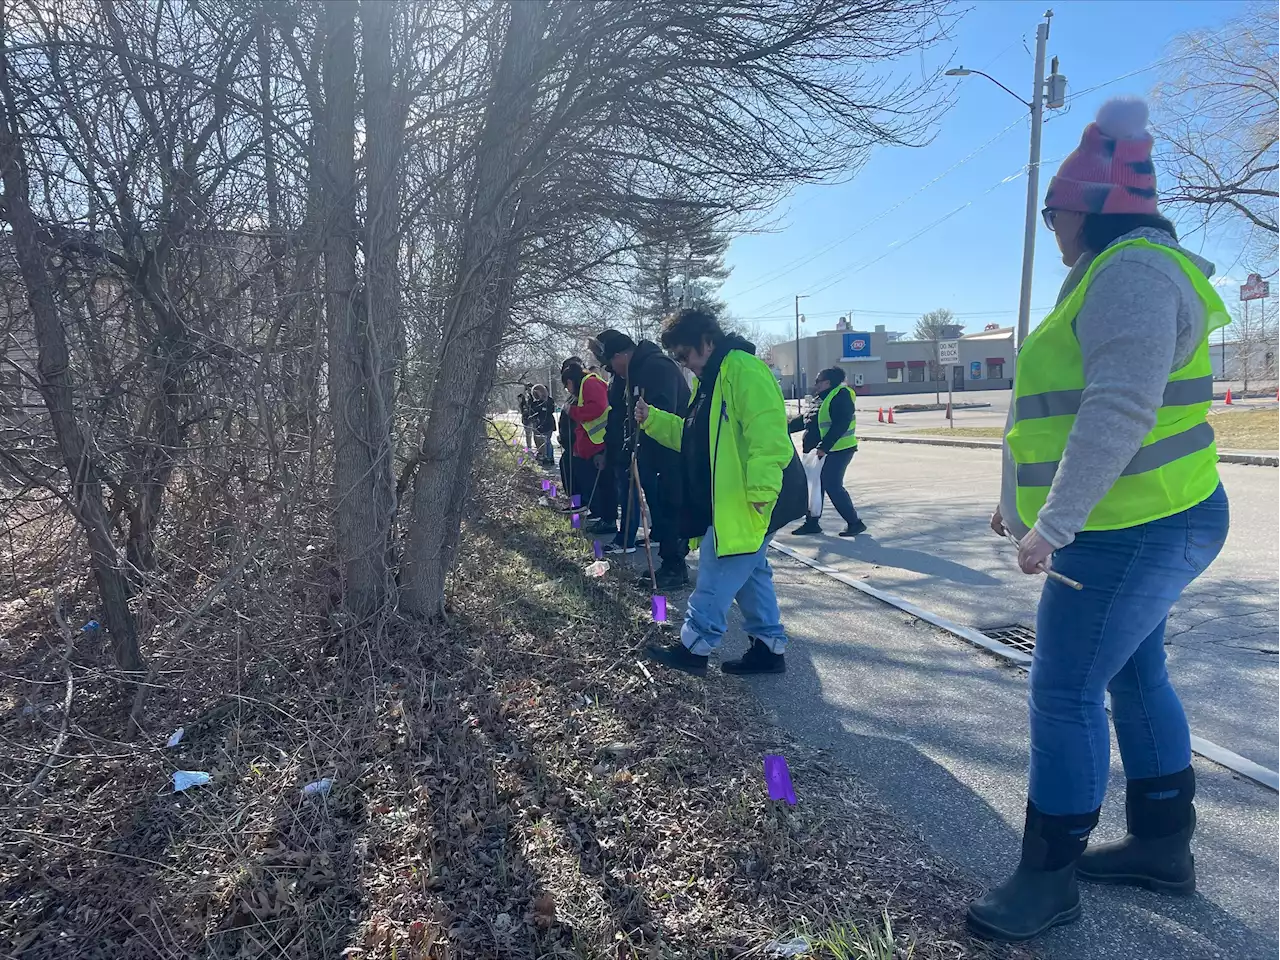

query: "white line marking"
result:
(770, 539), (1279, 793)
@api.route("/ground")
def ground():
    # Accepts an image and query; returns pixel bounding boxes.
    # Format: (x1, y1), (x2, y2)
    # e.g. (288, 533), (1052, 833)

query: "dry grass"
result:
(1207, 409), (1278, 450)
(905, 408), (1279, 451)
(0, 455), (1033, 960)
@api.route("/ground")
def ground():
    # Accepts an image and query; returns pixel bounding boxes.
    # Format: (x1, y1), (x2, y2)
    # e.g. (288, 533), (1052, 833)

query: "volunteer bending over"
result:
(634, 308), (802, 677)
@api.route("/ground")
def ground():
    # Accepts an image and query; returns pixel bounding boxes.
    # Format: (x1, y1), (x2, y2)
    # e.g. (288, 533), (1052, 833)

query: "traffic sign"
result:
(938, 340), (960, 364)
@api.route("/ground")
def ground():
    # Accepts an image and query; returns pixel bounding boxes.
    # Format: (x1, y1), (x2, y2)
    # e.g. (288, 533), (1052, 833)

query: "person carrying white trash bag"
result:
(787, 367), (866, 537)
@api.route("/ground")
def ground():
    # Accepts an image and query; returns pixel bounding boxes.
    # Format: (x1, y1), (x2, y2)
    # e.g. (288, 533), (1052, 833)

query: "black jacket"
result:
(603, 373), (629, 467)
(626, 340), (689, 507)
(528, 395), (555, 434)
(788, 386), (853, 454)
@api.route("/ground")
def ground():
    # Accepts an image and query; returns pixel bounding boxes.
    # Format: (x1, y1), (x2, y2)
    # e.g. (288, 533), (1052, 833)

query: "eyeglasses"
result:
(1041, 207), (1059, 232)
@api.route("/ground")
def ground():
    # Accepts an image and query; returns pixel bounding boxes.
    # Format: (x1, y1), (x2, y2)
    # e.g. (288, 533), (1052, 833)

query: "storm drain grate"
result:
(984, 624), (1037, 654)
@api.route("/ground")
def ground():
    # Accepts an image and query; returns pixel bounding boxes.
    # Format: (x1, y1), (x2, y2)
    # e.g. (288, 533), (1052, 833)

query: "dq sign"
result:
(842, 332), (872, 358)
(1241, 273), (1271, 302)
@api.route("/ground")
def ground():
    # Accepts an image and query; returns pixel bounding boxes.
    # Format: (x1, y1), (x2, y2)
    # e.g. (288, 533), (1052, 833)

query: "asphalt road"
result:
(720, 563), (1279, 960)
(775, 441), (1280, 773)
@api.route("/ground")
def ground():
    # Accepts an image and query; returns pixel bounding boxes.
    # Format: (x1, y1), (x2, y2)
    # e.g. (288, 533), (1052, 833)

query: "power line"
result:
(730, 112), (1029, 306)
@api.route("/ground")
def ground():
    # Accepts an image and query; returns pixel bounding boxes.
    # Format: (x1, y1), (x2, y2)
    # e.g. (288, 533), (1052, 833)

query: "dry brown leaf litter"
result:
(0, 462), (1034, 960)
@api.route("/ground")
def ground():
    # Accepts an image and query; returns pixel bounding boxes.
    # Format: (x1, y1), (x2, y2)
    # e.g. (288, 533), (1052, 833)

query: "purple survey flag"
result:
(550, 484), (557, 498)
(593, 540), (604, 559)
(571, 494), (581, 508)
(571, 513), (581, 529)
(763, 754), (796, 805)
(651, 595), (667, 622)
(517, 455), (523, 465)
(541, 479), (550, 491)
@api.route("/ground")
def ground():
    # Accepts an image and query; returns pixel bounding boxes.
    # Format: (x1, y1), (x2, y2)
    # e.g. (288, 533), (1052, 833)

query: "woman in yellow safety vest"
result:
(788, 366), (865, 537)
(969, 97), (1230, 944)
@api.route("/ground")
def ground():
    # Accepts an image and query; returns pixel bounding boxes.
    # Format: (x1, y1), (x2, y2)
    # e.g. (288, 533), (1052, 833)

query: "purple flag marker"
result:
(517, 455), (523, 465)
(651, 595), (667, 622)
(541, 479), (550, 491)
(571, 494), (581, 508)
(593, 540), (604, 559)
(571, 513), (581, 529)
(550, 484), (557, 498)
(763, 754), (796, 805)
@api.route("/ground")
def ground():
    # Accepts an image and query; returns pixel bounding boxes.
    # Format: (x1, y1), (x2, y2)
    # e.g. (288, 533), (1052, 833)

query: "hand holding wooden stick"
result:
(1003, 532), (1083, 590)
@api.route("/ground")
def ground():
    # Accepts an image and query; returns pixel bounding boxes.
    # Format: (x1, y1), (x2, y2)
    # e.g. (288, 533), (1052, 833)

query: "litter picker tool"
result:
(1003, 532), (1083, 591)
(630, 387), (658, 591)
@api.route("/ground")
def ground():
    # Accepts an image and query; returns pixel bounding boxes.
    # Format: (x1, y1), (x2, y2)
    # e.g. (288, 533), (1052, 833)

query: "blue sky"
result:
(722, 0), (1257, 338)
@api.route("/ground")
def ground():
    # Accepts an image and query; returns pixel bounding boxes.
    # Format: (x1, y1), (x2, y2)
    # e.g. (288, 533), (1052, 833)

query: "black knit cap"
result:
(817, 367), (845, 385)
(590, 329), (636, 363)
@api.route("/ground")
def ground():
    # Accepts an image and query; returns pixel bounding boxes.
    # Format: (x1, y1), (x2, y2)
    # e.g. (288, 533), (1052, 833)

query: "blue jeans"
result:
(1029, 484), (1229, 815)
(681, 526), (788, 656)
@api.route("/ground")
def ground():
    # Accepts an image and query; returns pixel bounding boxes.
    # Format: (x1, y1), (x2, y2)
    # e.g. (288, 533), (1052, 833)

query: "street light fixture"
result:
(950, 9), (1067, 349)
(794, 294), (808, 401)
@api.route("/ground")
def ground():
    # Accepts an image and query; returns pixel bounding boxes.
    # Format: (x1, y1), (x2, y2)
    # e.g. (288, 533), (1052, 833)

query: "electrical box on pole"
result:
(1045, 57), (1067, 109)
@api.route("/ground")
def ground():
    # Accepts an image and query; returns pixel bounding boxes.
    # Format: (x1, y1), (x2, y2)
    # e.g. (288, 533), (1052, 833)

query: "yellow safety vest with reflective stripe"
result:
(578, 372), (610, 445)
(817, 384), (858, 452)
(1006, 238), (1227, 531)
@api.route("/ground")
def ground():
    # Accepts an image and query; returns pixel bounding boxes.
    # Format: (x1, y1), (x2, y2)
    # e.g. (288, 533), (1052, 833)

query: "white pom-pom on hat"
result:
(1094, 96), (1150, 140)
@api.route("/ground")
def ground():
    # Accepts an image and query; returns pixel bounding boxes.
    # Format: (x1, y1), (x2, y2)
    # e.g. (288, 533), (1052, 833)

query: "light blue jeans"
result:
(681, 526), (788, 656)
(1029, 484), (1229, 815)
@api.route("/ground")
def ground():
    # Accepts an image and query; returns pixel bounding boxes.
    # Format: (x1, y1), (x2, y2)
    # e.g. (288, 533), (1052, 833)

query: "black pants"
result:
(639, 459), (687, 568)
(564, 455), (610, 515)
(812, 446), (859, 526)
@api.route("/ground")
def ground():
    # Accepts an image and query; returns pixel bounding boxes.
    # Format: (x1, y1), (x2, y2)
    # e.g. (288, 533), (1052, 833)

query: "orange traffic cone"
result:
(1225, 388), (1233, 405)
(877, 407), (885, 423)
(887, 407), (895, 424)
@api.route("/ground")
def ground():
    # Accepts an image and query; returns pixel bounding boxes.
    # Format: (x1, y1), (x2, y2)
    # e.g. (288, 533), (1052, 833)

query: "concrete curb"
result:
(856, 433), (1279, 466)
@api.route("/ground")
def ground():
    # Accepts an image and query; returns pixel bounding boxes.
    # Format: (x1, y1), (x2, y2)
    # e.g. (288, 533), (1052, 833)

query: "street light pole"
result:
(794, 294), (808, 400)
(1016, 15), (1051, 349)
(948, 10), (1062, 351)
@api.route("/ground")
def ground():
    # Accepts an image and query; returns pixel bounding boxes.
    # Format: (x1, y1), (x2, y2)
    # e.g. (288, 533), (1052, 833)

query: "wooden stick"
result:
(1003, 532), (1083, 590)
(631, 387), (658, 590)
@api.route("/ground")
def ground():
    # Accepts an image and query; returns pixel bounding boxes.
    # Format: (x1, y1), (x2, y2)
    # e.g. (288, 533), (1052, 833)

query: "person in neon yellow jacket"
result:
(634, 308), (801, 677)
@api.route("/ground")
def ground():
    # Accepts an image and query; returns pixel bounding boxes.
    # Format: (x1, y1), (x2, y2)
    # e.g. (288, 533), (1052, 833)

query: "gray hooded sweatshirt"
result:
(1000, 227), (1216, 548)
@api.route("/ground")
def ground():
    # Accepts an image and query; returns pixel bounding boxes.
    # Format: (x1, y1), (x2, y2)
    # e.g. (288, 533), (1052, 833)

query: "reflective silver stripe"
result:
(1016, 461), (1059, 487)
(1162, 375), (1213, 407)
(1016, 389), (1082, 421)
(1119, 420), (1216, 476)
(1016, 375), (1214, 423)
(1017, 421), (1216, 488)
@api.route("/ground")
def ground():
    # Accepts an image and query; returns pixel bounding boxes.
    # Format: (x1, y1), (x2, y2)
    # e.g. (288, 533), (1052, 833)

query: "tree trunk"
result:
(319, 0), (392, 618)
(401, 1), (545, 616)
(0, 69), (144, 674)
(361, 0), (405, 567)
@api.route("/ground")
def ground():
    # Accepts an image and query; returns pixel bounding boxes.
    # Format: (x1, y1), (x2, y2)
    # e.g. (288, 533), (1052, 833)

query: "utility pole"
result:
(948, 10), (1065, 350)
(1017, 12), (1051, 349)
(794, 294), (808, 400)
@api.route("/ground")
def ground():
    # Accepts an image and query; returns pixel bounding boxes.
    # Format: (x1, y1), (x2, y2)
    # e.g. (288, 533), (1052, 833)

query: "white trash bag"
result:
(801, 450), (823, 518)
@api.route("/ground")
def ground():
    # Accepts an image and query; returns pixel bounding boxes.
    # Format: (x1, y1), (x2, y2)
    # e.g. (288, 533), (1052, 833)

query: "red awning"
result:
(907, 360), (926, 368)
(987, 357), (1005, 364)
(885, 361), (905, 369)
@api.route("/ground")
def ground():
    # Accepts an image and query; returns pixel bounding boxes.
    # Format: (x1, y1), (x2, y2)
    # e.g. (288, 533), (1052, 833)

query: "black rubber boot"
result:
(1078, 766), (1196, 894)
(791, 518), (822, 536)
(967, 803), (1099, 943)
(722, 637), (786, 675)
(644, 640), (708, 676)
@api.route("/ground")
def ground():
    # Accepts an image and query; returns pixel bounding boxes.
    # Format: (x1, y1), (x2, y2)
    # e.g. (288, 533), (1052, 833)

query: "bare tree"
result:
(1153, 4), (1279, 269)
(913, 307), (959, 403)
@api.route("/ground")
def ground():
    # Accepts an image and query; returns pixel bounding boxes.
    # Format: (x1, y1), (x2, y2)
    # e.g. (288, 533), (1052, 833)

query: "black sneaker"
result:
(645, 640), (708, 676)
(588, 519), (618, 535)
(635, 565), (690, 591)
(791, 518), (822, 536)
(604, 541), (637, 555)
(721, 637), (786, 675)
(839, 519), (867, 537)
